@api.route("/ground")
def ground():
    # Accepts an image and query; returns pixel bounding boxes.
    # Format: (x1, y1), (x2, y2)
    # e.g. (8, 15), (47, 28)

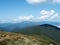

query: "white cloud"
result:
(12, 15), (34, 23)
(40, 10), (50, 15)
(13, 10), (60, 22)
(50, 10), (55, 15)
(18, 15), (34, 21)
(38, 15), (49, 20)
(39, 10), (55, 20)
(39, 10), (50, 20)
(0, 10), (60, 23)
(50, 13), (59, 19)
(26, 0), (47, 4)
(38, 10), (60, 21)
(53, 0), (60, 3)
(26, 0), (60, 5)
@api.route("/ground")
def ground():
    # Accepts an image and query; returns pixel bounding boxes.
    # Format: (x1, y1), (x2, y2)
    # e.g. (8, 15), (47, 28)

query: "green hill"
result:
(0, 24), (60, 45)
(0, 31), (60, 45)
(13, 24), (60, 45)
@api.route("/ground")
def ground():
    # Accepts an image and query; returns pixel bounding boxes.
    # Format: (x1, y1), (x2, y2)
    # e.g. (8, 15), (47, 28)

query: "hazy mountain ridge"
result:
(0, 21), (60, 31)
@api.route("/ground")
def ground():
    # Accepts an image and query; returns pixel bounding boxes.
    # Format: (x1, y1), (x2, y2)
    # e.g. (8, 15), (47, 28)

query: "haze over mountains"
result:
(0, 21), (60, 31)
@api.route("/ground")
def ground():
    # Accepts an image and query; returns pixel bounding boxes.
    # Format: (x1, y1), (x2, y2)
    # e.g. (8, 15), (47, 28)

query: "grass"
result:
(0, 31), (60, 45)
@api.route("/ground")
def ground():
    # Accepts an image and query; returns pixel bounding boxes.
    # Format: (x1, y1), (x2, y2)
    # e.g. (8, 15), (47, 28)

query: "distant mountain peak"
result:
(40, 24), (60, 30)
(40, 24), (54, 26)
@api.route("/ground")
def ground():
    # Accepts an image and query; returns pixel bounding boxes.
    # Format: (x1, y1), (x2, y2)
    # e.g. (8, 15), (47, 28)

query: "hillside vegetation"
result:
(13, 24), (60, 45)
(0, 31), (60, 45)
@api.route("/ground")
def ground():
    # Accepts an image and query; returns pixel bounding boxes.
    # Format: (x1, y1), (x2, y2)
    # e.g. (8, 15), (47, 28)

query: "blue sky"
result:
(0, 0), (60, 23)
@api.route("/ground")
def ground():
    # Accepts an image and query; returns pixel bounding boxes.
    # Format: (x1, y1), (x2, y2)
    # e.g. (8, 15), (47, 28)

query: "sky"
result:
(0, 0), (60, 23)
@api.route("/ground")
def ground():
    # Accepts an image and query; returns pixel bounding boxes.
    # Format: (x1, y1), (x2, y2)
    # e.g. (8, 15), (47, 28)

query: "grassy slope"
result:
(16, 24), (60, 44)
(0, 31), (60, 45)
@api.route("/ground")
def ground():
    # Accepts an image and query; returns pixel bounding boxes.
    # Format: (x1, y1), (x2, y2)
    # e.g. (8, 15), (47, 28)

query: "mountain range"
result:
(13, 24), (60, 43)
(0, 21), (60, 31)
(0, 21), (60, 45)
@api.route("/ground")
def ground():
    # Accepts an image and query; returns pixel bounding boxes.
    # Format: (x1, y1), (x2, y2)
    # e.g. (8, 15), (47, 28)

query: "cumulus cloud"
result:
(18, 15), (34, 21)
(50, 13), (59, 19)
(12, 15), (34, 23)
(40, 10), (50, 15)
(26, 0), (60, 5)
(39, 10), (60, 21)
(12, 10), (60, 23)
(39, 10), (56, 20)
(26, 0), (47, 4)
(0, 10), (60, 23)
(50, 10), (55, 15)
